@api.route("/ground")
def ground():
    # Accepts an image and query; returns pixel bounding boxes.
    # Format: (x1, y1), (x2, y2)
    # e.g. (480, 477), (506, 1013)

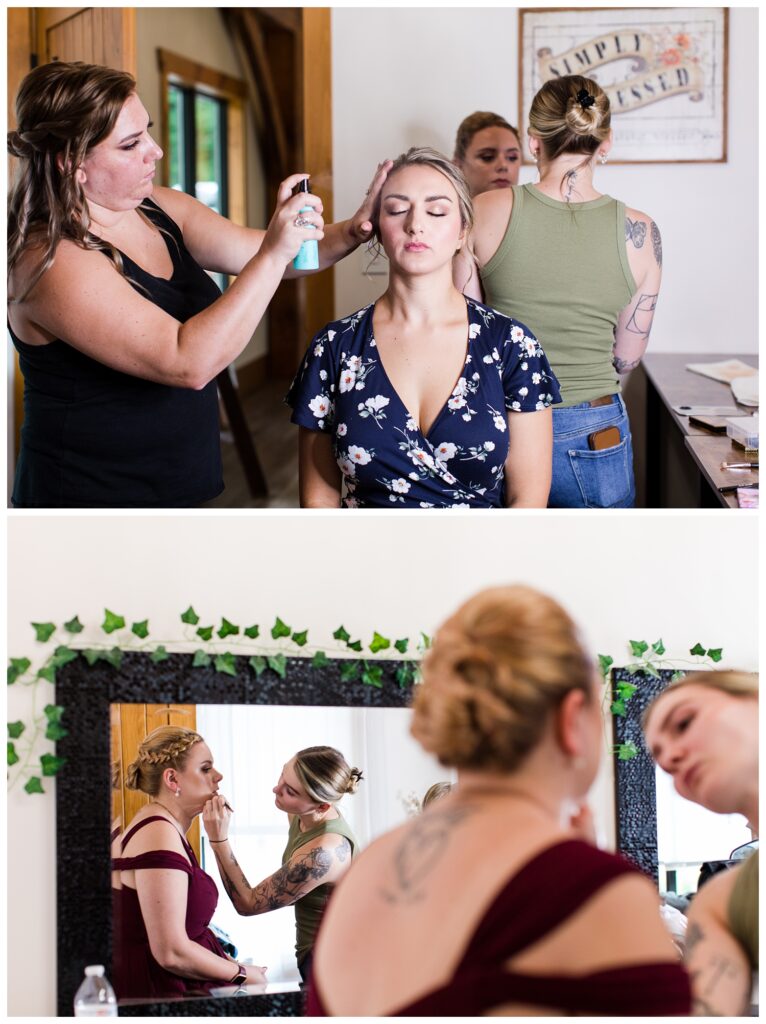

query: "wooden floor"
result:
(200, 377), (300, 508)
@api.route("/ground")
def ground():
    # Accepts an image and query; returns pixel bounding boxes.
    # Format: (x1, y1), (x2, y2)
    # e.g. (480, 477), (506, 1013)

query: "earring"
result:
(599, 152), (608, 165)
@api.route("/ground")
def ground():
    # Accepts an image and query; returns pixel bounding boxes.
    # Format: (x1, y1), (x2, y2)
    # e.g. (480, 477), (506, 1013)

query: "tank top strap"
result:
(460, 839), (638, 966)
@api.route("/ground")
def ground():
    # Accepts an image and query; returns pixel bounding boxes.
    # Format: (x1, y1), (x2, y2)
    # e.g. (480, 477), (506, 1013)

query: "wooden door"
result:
(111, 703), (201, 861)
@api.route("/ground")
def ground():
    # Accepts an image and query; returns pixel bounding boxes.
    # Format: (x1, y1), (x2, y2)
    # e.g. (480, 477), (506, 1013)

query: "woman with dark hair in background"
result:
(203, 746), (361, 983)
(7, 60), (388, 507)
(457, 75), (663, 508)
(453, 111), (522, 197)
(644, 671), (758, 1016)
(308, 586), (690, 1015)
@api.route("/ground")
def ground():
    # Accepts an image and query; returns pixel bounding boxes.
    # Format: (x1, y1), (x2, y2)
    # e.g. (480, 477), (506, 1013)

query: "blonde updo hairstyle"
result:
(643, 670), (758, 731)
(528, 74), (611, 163)
(125, 726), (204, 797)
(293, 746), (363, 805)
(411, 586), (594, 772)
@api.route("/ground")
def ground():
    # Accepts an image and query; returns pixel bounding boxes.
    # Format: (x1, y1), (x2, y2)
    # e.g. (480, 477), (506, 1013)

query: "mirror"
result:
(56, 652), (418, 1017)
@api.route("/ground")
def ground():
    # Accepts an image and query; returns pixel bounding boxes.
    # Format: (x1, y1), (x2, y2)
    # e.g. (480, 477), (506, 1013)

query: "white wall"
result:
(135, 8), (268, 369)
(7, 512), (759, 1015)
(332, 8), (757, 353)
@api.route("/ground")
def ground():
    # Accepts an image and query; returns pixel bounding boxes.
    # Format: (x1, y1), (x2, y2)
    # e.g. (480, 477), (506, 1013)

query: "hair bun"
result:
(7, 129), (32, 159)
(346, 767), (364, 794)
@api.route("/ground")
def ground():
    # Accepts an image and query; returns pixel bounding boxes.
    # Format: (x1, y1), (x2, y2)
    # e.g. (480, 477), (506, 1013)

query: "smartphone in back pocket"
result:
(588, 425), (621, 450)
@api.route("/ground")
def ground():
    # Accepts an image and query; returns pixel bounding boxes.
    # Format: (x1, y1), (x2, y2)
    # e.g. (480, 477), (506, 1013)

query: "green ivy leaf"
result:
(617, 741), (639, 761)
(44, 706), (68, 741)
(82, 649), (101, 666)
(597, 654), (614, 679)
(196, 626), (214, 642)
(244, 625), (260, 639)
(311, 651), (330, 668)
(369, 632), (391, 654)
(36, 665), (56, 684)
(271, 617), (291, 640)
(417, 632), (432, 652)
(50, 646), (78, 668)
(361, 664), (384, 688)
(616, 682), (638, 700)
(150, 646), (169, 663)
(629, 640), (649, 658)
(45, 722), (68, 741)
(8, 742), (19, 766)
(64, 615), (84, 634)
(641, 663), (662, 680)
(395, 663), (414, 688)
(100, 648), (123, 669)
(347, 640), (363, 652)
(32, 621), (56, 643)
(214, 652), (237, 677)
(131, 620), (150, 639)
(611, 699), (626, 717)
(690, 643), (706, 657)
(218, 618), (240, 640)
(651, 638), (666, 656)
(394, 638), (409, 654)
(333, 625), (351, 643)
(40, 753), (67, 776)
(292, 630), (309, 647)
(24, 776), (44, 794)
(192, 650), (212, 668)
(267, 654), (287, 679)
(8, 657), (32, 684)
(102, 609), (125, 634)
(8, 721), (25, 739)
(181, 606), (200, 625)
(340, 660), (360, 683)
(249, 655), (267, 678)
(671, 669), (685, 681)
(707, 647), (723, 663)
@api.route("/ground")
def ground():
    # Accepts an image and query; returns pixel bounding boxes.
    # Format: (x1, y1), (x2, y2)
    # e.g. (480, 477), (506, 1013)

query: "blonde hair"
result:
(643, 670), (758, 731)
(528, 74), (611, 162)
(411, 585), (593, 772)
(422, 781), (454, 810)
(293, 746), (363, 804)
(125, 726), (203, 797)
(454, 112), (520, 162)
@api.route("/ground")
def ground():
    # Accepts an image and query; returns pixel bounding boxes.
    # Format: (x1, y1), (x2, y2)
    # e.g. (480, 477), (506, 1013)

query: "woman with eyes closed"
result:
(7, 60), (388, 508)
(643, 671), (758, 1016)
(203, 746), (361, 984)
(286, 147), (560, 509)
(453, 111), (522, 196)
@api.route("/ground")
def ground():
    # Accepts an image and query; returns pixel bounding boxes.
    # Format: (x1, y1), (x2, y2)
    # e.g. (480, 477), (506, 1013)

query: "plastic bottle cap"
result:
(298, 178), (311, 194)
(84, 965), (105, 977)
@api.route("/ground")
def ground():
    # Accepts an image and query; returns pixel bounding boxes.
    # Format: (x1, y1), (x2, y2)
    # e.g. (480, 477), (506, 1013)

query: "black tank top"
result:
(10, 198), (224, 507)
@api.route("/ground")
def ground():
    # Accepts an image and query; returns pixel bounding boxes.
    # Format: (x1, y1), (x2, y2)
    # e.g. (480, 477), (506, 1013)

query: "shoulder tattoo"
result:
(380, 805), (476, 905)
(625, 216), (647, 248)
(651, 221), (662, 268)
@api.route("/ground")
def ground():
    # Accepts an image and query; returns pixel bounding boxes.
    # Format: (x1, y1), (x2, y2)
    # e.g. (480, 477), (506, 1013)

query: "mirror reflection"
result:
(110, 703), (450, 1001)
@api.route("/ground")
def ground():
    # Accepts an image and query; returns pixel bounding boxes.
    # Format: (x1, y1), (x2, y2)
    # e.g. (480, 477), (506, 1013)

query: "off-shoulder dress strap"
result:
(113, 814), (193, 874)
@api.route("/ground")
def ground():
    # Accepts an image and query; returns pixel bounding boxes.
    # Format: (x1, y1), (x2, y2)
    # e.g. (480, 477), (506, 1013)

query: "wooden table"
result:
(685, 434), (759, 508)
(643, 353), (758, 507)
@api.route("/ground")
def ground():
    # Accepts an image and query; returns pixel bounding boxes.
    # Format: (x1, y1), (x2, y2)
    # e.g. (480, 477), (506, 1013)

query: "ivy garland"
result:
(8, 609), (723, 794)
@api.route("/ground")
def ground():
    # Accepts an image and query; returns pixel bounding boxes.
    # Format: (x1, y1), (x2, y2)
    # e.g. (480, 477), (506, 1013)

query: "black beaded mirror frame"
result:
(611, 667), (675, 880)
(55, 652), (413, 1017)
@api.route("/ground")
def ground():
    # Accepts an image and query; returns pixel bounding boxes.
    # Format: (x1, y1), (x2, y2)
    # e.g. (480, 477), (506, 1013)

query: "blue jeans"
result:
(549, 394), (635, 508)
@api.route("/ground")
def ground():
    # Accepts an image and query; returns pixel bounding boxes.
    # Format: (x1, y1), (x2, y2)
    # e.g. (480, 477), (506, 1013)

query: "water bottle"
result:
(293, 178), (319, 271)
(73, 965), (117, 1017)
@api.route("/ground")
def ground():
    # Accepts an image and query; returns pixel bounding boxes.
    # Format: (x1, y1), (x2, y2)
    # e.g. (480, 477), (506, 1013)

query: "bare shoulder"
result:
(148, 185), (194, 228)
(474, 187), (514, 230)
(121, 813), (189, 860)
(687, 867), (739, 923)
(573, 869), (678, 959)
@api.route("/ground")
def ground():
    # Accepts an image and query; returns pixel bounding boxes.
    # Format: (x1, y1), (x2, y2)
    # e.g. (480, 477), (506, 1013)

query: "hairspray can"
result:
(293, 178), (319, 271)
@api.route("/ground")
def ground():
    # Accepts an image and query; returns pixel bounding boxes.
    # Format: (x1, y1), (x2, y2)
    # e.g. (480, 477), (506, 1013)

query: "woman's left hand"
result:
(346, 160), (393, 243)
(202, 794), (232, 842)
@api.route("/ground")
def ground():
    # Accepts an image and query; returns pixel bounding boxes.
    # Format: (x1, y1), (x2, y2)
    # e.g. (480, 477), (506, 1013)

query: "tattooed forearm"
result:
(625, 293), (657, 338)
(213, 844), (257, 914)
(651, 221), (662, 268)
(625, 216), (647, 248)
(613, 355), (641, 373)
(249, 846), (336, 913)
(380, 806), (476, 905)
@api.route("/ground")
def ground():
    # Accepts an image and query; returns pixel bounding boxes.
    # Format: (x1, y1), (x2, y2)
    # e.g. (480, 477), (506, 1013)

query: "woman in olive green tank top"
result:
(456, 74), (663, 507)
(203, 745), (361, 983)
(644, 671), (758, 1015)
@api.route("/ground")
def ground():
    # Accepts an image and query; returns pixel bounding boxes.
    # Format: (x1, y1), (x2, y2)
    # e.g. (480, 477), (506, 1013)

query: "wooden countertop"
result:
(685, 434), (759, 508)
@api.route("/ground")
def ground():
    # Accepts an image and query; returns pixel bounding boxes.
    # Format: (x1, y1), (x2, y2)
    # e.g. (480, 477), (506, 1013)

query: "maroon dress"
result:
(307, 839), (691, 1016)
(112, 815), (231, 999)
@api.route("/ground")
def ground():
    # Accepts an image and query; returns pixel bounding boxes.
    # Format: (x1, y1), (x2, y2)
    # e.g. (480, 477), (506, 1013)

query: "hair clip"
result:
(576, 89), (595, 109)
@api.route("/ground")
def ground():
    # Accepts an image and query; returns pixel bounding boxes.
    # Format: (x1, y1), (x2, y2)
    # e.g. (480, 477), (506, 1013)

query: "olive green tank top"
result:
(729, 850), (758, 971)
(480, 184), (637, 407)
(282, 811), (358, 965)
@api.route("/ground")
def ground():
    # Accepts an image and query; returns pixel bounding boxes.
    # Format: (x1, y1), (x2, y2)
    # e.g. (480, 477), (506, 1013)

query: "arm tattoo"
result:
(625, 216), (647, 248)
(625, 293), (657, 338)
(249, 845), (335, 912)
(685, 921), (704, 958)
(334, 837), (352, 863)
(651, 221), (662, 267)
(613, 354), (641, 374)
(380, 806), (475, 905)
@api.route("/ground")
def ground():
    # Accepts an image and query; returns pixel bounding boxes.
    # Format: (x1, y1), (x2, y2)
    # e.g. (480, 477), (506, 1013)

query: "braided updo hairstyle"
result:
(125, 726), (204, 797)
(411, 586), (594, 773)
(528, 74), (611, 163)
(292, 746), (364, 805)
(8, 60), (138, 302)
